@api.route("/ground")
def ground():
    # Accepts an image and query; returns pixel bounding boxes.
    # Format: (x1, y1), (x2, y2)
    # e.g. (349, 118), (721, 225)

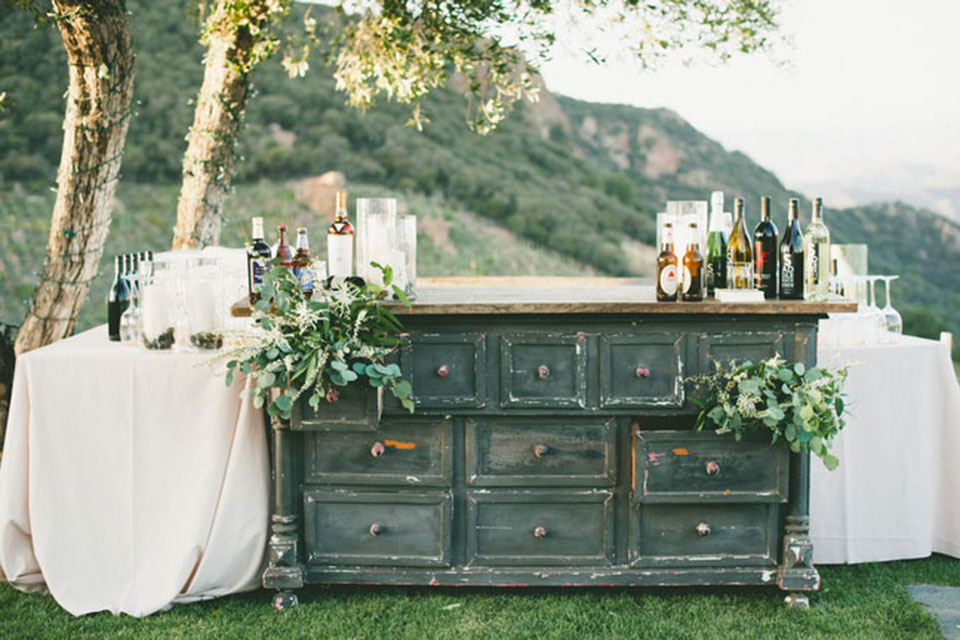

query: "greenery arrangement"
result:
(225, 262), (414, 420)
(689, 356), (849, 470)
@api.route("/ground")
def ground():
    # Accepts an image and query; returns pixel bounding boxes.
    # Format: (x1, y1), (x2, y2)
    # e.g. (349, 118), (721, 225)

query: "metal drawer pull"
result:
(533, 525), (548, 539)
(369, 523), (383, 536)
(705, 460), (721, 476)
(436, 364), (450, 378)
(532, 444), (549, 458)
(635, 366), (651, 379)
(537, 365), (551, 380)
(370, 441), (386, 457)
(695, 522), (711, 537)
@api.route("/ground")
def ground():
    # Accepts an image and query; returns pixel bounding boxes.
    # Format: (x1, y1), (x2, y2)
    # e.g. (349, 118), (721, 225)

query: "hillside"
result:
(1, 0), (958, 346)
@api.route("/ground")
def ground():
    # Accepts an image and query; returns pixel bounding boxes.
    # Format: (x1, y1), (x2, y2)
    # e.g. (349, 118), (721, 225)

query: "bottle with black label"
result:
(753, 196), (779, 298)
(657, 222), (678, 302)
(247, 217), (272, 304)
(107, 254), (130, 341)
(704, 190), (727, 295)
(779, 199), (804, 299)
(682, 222), (704, 302)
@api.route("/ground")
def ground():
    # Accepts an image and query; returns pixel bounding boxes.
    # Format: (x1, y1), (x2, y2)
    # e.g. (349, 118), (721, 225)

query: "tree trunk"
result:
(14, 0), (135, 357)
(171, 4), (251, 249)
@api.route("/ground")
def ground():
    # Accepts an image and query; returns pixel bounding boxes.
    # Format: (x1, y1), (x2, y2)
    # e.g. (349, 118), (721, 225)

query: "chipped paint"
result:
(647, 451), (666, 466)
(671, 448), (690, 456)
(385, 439), (416, 450)
(761, 570), (776, 583)
(405, 476), (421, 484)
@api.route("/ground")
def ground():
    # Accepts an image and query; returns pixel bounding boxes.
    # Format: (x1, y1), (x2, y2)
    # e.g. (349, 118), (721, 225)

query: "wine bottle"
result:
(726, 197), (753, 289)
(274, 224), (294, 268)
(247, 217), (272, 304)
(656, 222), (679, 302)
(682, 222), (704, 302)
(753, 196), (779, 299)
(704, 190), (727, 295)
(327, 190), (354, 278)
(804, 197), (831, 301)
(779, 199), (804, 300)
(107, 254), (130, 341)
(294, 227), (314, 297)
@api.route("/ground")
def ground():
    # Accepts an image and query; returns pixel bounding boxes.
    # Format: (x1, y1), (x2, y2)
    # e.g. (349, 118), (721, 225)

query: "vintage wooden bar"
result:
(256, 278), (855, 609)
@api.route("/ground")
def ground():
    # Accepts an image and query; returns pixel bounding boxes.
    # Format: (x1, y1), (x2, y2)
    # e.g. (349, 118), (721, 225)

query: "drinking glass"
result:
(356, 198), (397, 286)
(140, 259), (179, 350)
(864, 276), (889, 344)
(881, 276), (903, 336)
(185, 256), (224, 350)
(119, 271), (141, 345)
(396, 214), (417, 297)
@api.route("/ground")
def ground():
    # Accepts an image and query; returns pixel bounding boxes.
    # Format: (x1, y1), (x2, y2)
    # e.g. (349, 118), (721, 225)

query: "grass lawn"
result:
(1, 555), (958, 639)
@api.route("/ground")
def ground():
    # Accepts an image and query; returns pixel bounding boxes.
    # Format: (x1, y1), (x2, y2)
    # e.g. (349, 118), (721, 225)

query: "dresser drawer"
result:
(599, 332), (685, 408)
(305, 418), (453, 486)
(697, 331), (786, 372)
(634, 430), (788, 502)
(399, 332), (486, 408)
(304, 490), (452, 567)
(629, 503), (778, 567)
(465, 418), (616, 487)
(499, 332), (587, 408)
(467, 491), (613, 566)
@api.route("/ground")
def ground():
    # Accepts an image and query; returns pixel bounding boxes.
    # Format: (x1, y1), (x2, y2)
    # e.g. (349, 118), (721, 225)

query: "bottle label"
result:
(780, 254), (794, 295)
(659, 265), (677, 295)
(682, 266), (692, 294)
(249, 256), (267, 293)
(327, 234), (353, 278)
(728, 263), (753, 289)
(806, 249), (818, 283)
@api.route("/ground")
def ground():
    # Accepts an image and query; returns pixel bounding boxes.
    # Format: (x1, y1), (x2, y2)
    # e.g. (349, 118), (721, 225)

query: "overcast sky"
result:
(538, 0), (960, 207)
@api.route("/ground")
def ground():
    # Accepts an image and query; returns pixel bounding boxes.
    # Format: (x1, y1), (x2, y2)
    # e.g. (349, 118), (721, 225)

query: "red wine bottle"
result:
(107, 255), (130, 341)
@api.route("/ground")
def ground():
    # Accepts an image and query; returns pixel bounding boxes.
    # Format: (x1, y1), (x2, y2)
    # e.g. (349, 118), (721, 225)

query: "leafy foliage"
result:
(225, 261), (413, 420)
(689, 356), (849, 470)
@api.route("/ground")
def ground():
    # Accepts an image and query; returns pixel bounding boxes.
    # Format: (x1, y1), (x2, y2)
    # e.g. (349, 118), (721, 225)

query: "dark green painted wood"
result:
(697, 330), (787, 372)
(599, 332), (686, 408)
(304, 417), (453, 487)
(465, 417), (616, 487)
(292, 385), (382, 432)
(400, 332), (486, 409)
(303, 489), (452, 567)
(630, 503), (778, 567)
(633, 430), (789, 503)
(466, 490), (614, 566)
(499, 332), (587, 408)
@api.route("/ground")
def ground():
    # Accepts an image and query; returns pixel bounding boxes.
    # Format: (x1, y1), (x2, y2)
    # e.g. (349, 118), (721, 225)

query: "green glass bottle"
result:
(705, 190), (727, 295)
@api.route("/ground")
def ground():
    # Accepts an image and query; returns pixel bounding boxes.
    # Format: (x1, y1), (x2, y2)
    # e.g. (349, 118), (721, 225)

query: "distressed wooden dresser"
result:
(260, 279), (854, 609)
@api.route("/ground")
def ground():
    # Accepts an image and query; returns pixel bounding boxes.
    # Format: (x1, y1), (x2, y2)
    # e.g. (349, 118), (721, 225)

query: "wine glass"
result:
(865, 276), (890, 344)
(119, 271), (141, 345)
(881, 276), (903, 336)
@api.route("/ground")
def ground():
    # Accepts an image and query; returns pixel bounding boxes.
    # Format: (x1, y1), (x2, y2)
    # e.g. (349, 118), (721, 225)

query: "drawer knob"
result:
(370, 441), (386, 458)
(533, 525), (548, 539)
(695, 522), (711, 537)
(532, 444), (550, 458)
(537, 364), (551, 380)
(436, 364), (450, 378)
(369, 522), (383, 536)
(635, 366), (651, 379)
(705, 460), (721, 476)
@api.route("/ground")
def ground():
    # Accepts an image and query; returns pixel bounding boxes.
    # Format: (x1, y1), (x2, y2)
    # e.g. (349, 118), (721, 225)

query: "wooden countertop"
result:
(231, 277), (857, 317)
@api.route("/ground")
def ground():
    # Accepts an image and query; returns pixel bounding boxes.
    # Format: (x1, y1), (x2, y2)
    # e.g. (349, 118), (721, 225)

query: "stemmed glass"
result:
(880, 276), (902, 336)
(119, 271), (141, 345)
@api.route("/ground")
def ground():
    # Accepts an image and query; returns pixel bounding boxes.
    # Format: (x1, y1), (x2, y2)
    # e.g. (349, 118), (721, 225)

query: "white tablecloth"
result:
(811, 335), (960, 564)
(0, 327), (269, 616)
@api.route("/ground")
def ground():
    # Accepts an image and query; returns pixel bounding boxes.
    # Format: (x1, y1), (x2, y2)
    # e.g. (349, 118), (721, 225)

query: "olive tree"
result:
(172, 0), (783, 248)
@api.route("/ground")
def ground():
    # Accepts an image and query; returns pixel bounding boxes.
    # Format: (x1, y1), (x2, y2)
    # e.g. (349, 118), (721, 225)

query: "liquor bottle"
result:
(247, 217), (272, 304)
(274, 224), (294, 268)
(753, 196), (779, 299)
(726, 197), (753, 289)
(704, 190), (727, 295)
(682, 222), (704, 302)
(327, 190), (354, 278)
(656, 222), (679, 302)
(107, 254), (130, 341)
(804, 197), (831, 301)
(294, 227), (314, 297)
(779, 199), (804, 300)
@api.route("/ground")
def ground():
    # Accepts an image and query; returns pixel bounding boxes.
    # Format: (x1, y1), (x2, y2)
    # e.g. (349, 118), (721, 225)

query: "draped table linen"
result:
(0, 327), (269, 616)
(811, 335), (960, 564)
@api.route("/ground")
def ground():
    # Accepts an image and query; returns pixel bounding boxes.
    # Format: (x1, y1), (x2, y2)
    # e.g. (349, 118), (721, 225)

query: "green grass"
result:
(1, 555), (958, 639)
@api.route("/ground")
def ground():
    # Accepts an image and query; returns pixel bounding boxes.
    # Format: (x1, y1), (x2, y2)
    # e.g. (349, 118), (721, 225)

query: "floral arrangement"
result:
(689, 356), (849, 470)
(225, 262), (414, 419)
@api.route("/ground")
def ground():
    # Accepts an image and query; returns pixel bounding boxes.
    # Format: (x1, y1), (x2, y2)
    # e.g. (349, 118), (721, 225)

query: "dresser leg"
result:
(777, 516), (820, 595)
(272, 590), (299, 611)
(783, 592), (810, 609)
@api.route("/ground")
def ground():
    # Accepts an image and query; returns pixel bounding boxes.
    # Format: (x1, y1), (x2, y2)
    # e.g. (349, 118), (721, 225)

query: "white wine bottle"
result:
(726, 197), (753, 289)
(804, 197), (831, 301)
